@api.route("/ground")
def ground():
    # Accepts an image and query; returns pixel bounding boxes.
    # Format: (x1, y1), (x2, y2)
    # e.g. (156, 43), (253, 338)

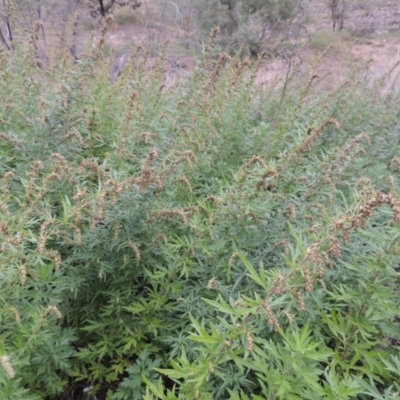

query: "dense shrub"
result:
(0, 25), (400, 400)
(193, 0), (298, 55)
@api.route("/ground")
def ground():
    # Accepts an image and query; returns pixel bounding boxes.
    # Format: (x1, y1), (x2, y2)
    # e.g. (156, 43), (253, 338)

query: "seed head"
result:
(0, 355), (15, 379)
(206, 277), (219, 290)
(18, 264), (27, 284)
(44, 305), (62, 319)
(294, 290), (306, 313)
(246, 331), (254, 352)
(262, 301), (281, 331)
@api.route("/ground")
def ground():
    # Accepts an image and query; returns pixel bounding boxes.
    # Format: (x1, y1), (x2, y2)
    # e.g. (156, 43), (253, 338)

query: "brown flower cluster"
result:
(262, 300), (281, 331)
(335, 191), (400, 241)
(300, 118), (340, 153)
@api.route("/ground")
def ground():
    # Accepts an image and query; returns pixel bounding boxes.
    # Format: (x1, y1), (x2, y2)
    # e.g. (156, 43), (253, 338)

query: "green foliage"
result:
(0, 21), (400, 400)
(112, 349), (161, 400)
